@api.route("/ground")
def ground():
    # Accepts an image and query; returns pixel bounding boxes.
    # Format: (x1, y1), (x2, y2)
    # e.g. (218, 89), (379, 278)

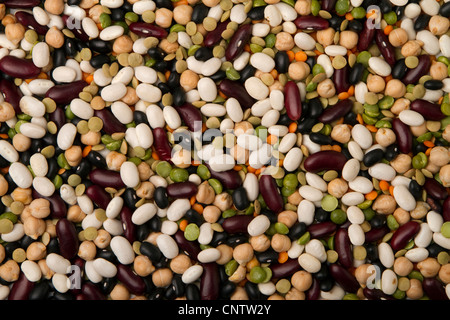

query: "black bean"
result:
(363, 148), (384, 167)
(384, 144), (399, 161)
(67, 0), (81, 5)
(86, 150), (107, 169)
(392, 58), (408, 79)
(209, 69), (226, 82)
(440, 1), (450, 17)
(210, 230), (227, 247)
(172, 86), (186, 107)
(307, 97), (323, 118)
(232, 187), (250, 210)
(364, 243), (379, 262)
(122, 188), (139, 210)
(191, 3), (208, 23)
(52, 48), (67, 68)
(88, 39), (112, 54)
(100, 277), (117, 295)
(277, 113), (292, 126)
(152, 60), (168, 72)
(133, 110), (149, 125)
(424, 79), (443, 90)
(274, 51), (289, 74)
(314, 207), (329, 223)
(408, 180), (422, 199)
(297, 117), (316, 133)
(219, 281), (236, 299)
(414, 14), (431, 31)
(194, 47), (213, 61)
(244, 281), (263, 300)
(328, 15), (344, 31)
(184, 209), (204, 226)
(186, 283), (201, 300)
(288, 222), (307, 240)
(50, 292), (74, 300)
(239, 64), (256, 83)
(349, 62), (364, 85)
(19, 235), (34, 250)
(314, 264), (329, 281)
(225, 234), (247, 247)
(319, 277), (335, 292)
(29, 281), (51, 300)
(309, 132), (332, 145)
(147, 47), (165, 60)
(110, 8), (125, 21)
(427, 243), (446, 258)
(74, 160), (92, 180)
(148, 287), (164, 300)
(379, 0), (392, 13)
(0, 154), (10, 168)
(140, 241), (163, 262)
(154, 186), (169, 209)
(136, 223), (151, 242)
(255, 249), (279, 264)
(154, 0), (173, 9)
(96, 249), (118, 264)
(90, 54), (110, 69)
(394, 5), (405, 20)
(64, 38), (78, 57)
(347, 20), (363, 32)
(157, 82), (171, 94)
(167, 72), (180, 88)
(247, 6), (265, 20)
(370, 214), (386, 229)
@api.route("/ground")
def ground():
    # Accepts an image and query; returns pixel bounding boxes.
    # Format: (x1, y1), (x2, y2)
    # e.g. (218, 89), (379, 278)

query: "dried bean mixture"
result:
(0, 0), (448, 301)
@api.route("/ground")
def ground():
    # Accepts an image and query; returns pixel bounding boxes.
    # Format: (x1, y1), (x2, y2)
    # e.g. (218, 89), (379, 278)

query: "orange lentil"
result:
(82, 145), (92, 158)
(288, 122), (297, 133)
(0, 167), (8, 174)
(345, 13), (354, 20)
(179, 219), (188, 231)
(286, 50), (295, 62)
(190, 196), (196, 206)
(173, 0), (188, 6)
(356, 113), (364, 125)
(384, 25), (393, 35)
(423, 140), (435, 148)
(58, 168), (66, 175)
(218, 90), (227, 99)
(379, 180), (390, 191)
(366, 125), (378, 133)
(338, 92), (350, 100)
(295, 50), (307, 62)
(365, 190), (378, 201)
(389, 185), (395, 196)
(84, 74), (94, 84)
(278, 252), (289, 264)
(347, 85), (355, 96)
(192, 203), (204, 214)
(247, 166), (256, 173)
(0, 133), (8, 139)
(331, 144), (342, 152)
(277, 159), (283, 167)
(267, 134), (278, 145)
(233, 165), (242, 171)
(270, 69), (278, 79)
(425, 147), (432, 156)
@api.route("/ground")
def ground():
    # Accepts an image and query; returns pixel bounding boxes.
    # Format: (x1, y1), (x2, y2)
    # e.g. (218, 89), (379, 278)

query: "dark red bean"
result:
(294, 16), (330, 30)
(84, 184), (111, 210)
(269, 258), (300, 278)
(45, 80), (88, 105)
(374, 29), (396, 66)
(15, 11), (48, 35)
(207, 164), (242, 190)
(306, 278), (320, 300)
(390, 221), (420, 251)
(120, 206), (136, 244)
(443, 197), (450, 222)
(221, 215), (254, 234)
(8, 273), (35, 300)
(94, 108), (126, 135)
(357, 18), (376, 52)
(308, 221), (337, 239)
(88, 168), (125, 189)
(365, 225), (390, 243)
(334, 228), (353, 269)
(424, 178), (448, 200)
(175, 103), (203, 132)
(391, 118), (412, 154)
(204, 20), (229, 48)
(410, 99), (445, 121)
(0, 79), (23, 113)
(173, 230), (201, 261)
(167, 182), (198, 199)
(321, 0), (337, 12)
(116, 264), (146, 295)
(284, 80), (302, 121)
(128, 22), (168, 39)
(62, 15), (89, 42)
(218, 79), (255, 109)
(200, 262), (220, 300)
(363, 287), (395, 300)
(48, 106), (66, 130)
(259, 174), (284, 214)
(303, 150), (347, 173)
(152, 127), (173, 162)
(402, 55), (431, 85)
(3, 0), (40, 8)
(329, 263), (360, 293)
(80, 282), (106, 300)
(317, 99), (353, 124)
(0, 56), (40, 79)
(225, 23), (252, 61)
(332, 65), (351, 93)
(422, 278), (448, 300)
(56, 218), (79, 260)
(32, 190), (67, 219)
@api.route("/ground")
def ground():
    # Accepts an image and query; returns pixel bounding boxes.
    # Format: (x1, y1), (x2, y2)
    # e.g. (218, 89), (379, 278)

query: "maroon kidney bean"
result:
(221, 215), (254, 234)
(391, 118), (412, 154)
(0, 79), (23, 114)
(0, 56), (40, 79)
(173, 230), (201, 261)
(269, 258), (300, 278)
(303, 150), (347, 173)
(410, 99), (445, 121)
(206, 164), (242, 190)
(357, 18), (376, 52)
(56, 218), (79, 260)
(374, 29), (396, 66)
(175, 103), (203, 132)
(317, 99), (353, 124)
(89, 168), (125, 189)
(294, 16), (330, 30)
(15, 11), (48, 35)
(120, 206), (136, 244)
(321, 0), (337, 12)
(62, 15), (89, 42)
(308, 221), (337, 239)
(329, 263), (360, 293)
(402, 55), (431, 85)
(334, 228), (353, 269)
(8, 273), (35, 300)
(128, 22), (168, 39)
(424, 178), (448, 200)
(364, 225), (390, 243)
(332, 65), (351, 93)
(167, 182), (198, 199)
(443, 197), (450, 222)
(152, 127), (173, 162)
(363, 287), (395, 300)
(48, 106), (66, 130)
(80, 282), (106, 300)
(284, 80), (302, 121)
(94, 108), (126, 135)
(3, 0), (40, 8)
(218, 79), (255, 109)
(306, 278), (320, 300)
(422, 278), (448, 300)
(45, 80), (88, 105)
(259, 174), (284, 214)
(84, 184), (111, 210)
(32, 189), (67, 219)
(204, 20), (229, 48)
(225, 23), (252, 61)
(390, 220), (420, 251)
(200, 262), (220, 300)
(116, 264), (146, 295)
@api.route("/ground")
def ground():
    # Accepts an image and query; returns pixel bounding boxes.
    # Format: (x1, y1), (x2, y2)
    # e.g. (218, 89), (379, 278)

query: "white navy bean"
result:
(230, 4), (246, 24)
(378, 242), (395, 268)
(302, 134), (321, 154)
(305, 173), (327, 192)
(101, 82), (127, 102)
(182, 265), (203, 284)
(32, 176), (55, 197)
(258, 282), (276, 296)
(252, 23), (271, 38)
(78, 194), (94, 215)
(82, 17), (99, 38)
(177, 31), (193, 49)
(264, 5), (282, 27)
(99, 25), (124, 41)
(404, 247), (429, 263)
(82, 213), (103, 230)
(347, 206), (365, 225)
(427, 211), (444, 233)
(52, 66), (77, 83)
(288, 241), (304, 259)
(135, 123), (153, 149)
(70, 98), (94, 120)
(298, 253), (321, 273)
(163, 105), (182, 129)
(161, 220), (178, 235)
(201, 103), (226, 117)
(33, 6), (49, 26)
(294, 32), (316, 51)
(369, 163), (396, 181)
(134, 66), (157, 84)
(201, 58), (221, 77)
(9, 162), (32, 189)
(198, 223), (214, 245)
(347, 141), (364, 161)
(440, 35), (450, 58)
(60, 184), (77, 205)
(167, 198), (191, 221)
(352, 124), (373, 149)
(317, 54), (334, 78)
(277, 133), (297, 153)
(321, 286), (345, 300)
(247, 214), (271, 236)
(251, 99), (272, 117)
(433, 232), (450, 250)
(233, 51), (250, 71)
(27, 79), (55, 96)
(197, 248), (221, 263)
(197, 77), (217, 102)
(31, 42), (50, 68)
(368, 57), (392, 77)
(103, 218), (124, 236)
(348, 223), (365, 246)
(393, 185), (416, 211)
(416, 30), (440, 55)
(20, 260), (41, 282)
(261, 109), (280, 127)
(248, 143), (272, 169)
(0, 35), (18, 50)
(414, 223), (433, 248)
(283, 147), (303, 172)
(419, 0), (440, 16)
(93, 258), (118, 278)
(110, 236), (135, 265)
(133, 0), (156, 14)
(342, 158), (360, 182)
(243, 173), (259, 202)
(46, 253), (71, 274)
(381, 269), (398, 295)
(146, 104), (165, 128)
(269, 125), (289, 137)
(404, 3), (421, 18)
(111, 101), (133, 124)
(269, 90), (284, 111)
(93, 69), (112, 87)
(391, 176), (411, 188)
(29, 153), (48, 177)
(133, 38), (149, 55)
(237, 133), (263, 151)
(208, 154), (235, 172)
(207, 5), (223, 21)
(52, 273), (70, 293)
(305, 239), (327, 262)
(1, 223), (24, 242)
(348, 176), (373, 194)
(275, 2), (298, 21)
(112, 66), (134, 85)
(156, 234), (179, 259)
(245, 77), (269, 100)
(57, 123), (77, 150)
(250, 52), (275, 73)
(341, 192), (365, 206)
(297, 199), (315, 225)
(324, 45), (347, 56)
(399, 110), (424, 126)
(120, 161), (140, 188)
(85, 260), (103, 283)
(19, 96), (46, 118)
(400, 18), (415, 40)
(132, 203), (157, 225)
(422, 89), (443, 102)
(19, 122), (46, 139)
(226, 97), (243, 123)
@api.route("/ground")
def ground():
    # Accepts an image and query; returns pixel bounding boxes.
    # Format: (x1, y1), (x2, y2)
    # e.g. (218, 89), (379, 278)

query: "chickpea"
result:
(202, 205), (221, 223)
(79, 0), (98, 9)
(268, 293), (285, 300)
(106, 151), (127, 171)
(0, 175), (7, 197)
(355, 264), (375, 285)
(90, 96), (106, 110)
(152, 268), (173, 287)
(384, 79), (406, 98)
(425, 160), (440, 175)
(110, 283), (130, 300)
(5, 23), (25, 45)
(44, 0), (64, 15)
(287, 190), (303, 205)
(196, 182), (216, 204)
(393, 256), (414, 277)
(331, 124), (351, 144)
(213, 192), (233, 211)
(249, 234), (271, 252)
(216, 244), (233, 265)
(121, 86), (139, 105)
(401, 40), (422, 57)
(439, 264), (450, 284)
(327, 178), (348, 199)
(11, 188), (32, 205)
(294, 0), (311, 15)
(278, 210), (297, 228)
(11, 133), (30, 153)
(67, 205), (86, 223)
(202, 0), (220, 6)
(288, 61), (310, 81)
(171, 148), (191, 169)
(285, 287), (306, 300)
(406, 278), (423, 300)
(88, 5), (103, 23)
(45, 220), (56, 238)
(23, 216), (46, 239)
(80, 130), (101, 146)
(375, 128), (396, 147)
(134, 255), (155, 277)
(417, 257), (441, 278)
(112, 35), (134, 54)
(388, 28), (408, 47)
(169, 253), (192, 274)
(94, 229), (111, 249)
(0, 244), (4, 264)
(0, 4), (5, 20)
(0, 260), (20, 282)
(77, 240), (96, 261)
(429, 146), (450, 167)
(393, 207), (410, 225)
(38, 259), (54, 279)
(316, 28), (335, 47)
(234, 121), (254, 136)
(233, 243), (254, 265)
(366, 74), (385, 93)
(439, 164), (450, 187)
(317, 78), (336, 98)
(410, 123), (428, 137)
(180, 69), (199, 92)
(390, 98), (410, 115)
(291, 270), (312, 292)
(372, 194), (396, 214)
(271, 234), (291, 252)
(159, 38), (179, 54)
(430, 61), (448, 81)
(26, 242), (47, 261)
(136, 181), (155, 200)
(230, 286), (249, 300)
(64, 145), (82, 167)
(410, 201), (430, 220)
(275, 32), (295, 51)
(390, 154), (411, 174)
(173, 5), (193, 25)
(443, 124), (450, 142)
(229, 144), (249, 164)
(0, 102), (15, 122)
(28, 198), (51, 219)
(45, 26), (64, 48)
(428, 15), (449, 35)
(155, 8), (173, 29)
(137, 162), (152, 181)
(339, 30), (358, 49)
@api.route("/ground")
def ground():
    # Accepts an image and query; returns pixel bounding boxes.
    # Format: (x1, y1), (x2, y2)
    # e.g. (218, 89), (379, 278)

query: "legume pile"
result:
(0, 0), (448, 302)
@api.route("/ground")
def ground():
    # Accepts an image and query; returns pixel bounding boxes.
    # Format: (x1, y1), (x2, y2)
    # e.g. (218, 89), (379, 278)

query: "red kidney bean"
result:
(167, 182), (198, 199)
(294, 16), (330, 30)
(332, 65), (351, 93)
(221, 215), (254, 234)
(0, 56), (40, 79)
(173, 230), (201, 261)
(306, 278), (320, 300)
(15, 11), (48, 35)
(269, 258), (300, 278)
(200, 262), (220, 300)
(0, 79), (23, 114)
(334, 228), (353, 269)
(152, 127), (173, 162)
(206, 164), (242, 190)
(321, 0), (337, 12)
(391, 118), (412, 154)
(116, 264), (146, 295)
(32, 189), (67, 219)
(308, 221), (337, 239)
(204, 20), (229, 48)
(374, 29), (396, 66)
(225, 23), (252, 61)
(3, 0), (40, 8)
(284, 80), (302, 121)
(402, 55), (431, 85)
(443, 197), (450, 222)
(259, 174), (284, 214)
(317, 99), (353, 124)
(422, 278), (448, 300)
(85, 184), (111, 210)
(80, 282), (106, 300)
(363, 287), (395, 300)
(120, 206), (136, 244)
(175, 103), (202, 132)
(364, 225), (390, 243)
(390, 220), (420, 251)
(94, 108), (126, 135)
(62, 15), (89, 42)
(8, 273), (35, 300)
(56, 218), (79, 260)
(218, 79), (255, 109)
(45, 80), (88, 105)
(303, 150), (347, 173)
(89, 168), (125, 190)
(357, 18), (376, 52)
(410, 99), (445, 121)
(329, 263), (360, 293)
(48, 106), (66, 130)
(424, 178), (448, 200)
(128, 22), (168, 39)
